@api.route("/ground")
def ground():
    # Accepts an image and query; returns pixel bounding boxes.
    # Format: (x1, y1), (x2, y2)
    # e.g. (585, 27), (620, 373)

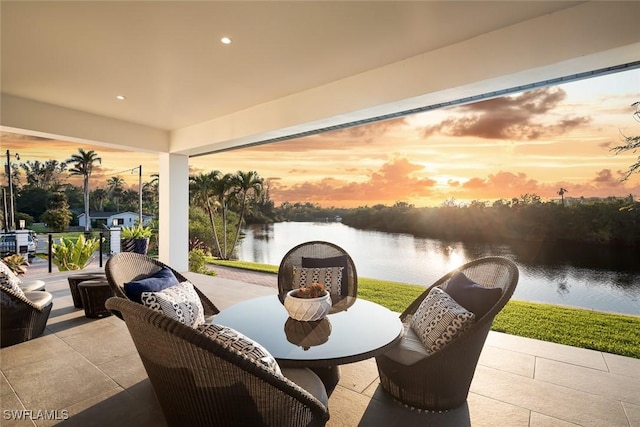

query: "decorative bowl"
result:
(284, 290), (332, 321)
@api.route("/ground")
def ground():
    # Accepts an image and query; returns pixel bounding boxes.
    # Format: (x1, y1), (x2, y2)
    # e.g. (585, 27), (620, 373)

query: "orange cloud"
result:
(271, 156), (436, 207)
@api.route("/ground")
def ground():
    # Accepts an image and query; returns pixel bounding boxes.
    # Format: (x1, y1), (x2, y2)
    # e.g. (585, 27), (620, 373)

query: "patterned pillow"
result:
(197, 323), (282, 376)
(302, 255), (349, 295)
(292, 266), (343, 295)
(410, 287), (475, 355)
(141, 281), (205, 328)
(0, 262), (25, 297)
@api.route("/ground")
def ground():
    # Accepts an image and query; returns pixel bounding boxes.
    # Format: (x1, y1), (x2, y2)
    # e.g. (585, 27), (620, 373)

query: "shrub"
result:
(51, 234), (102, 271)
(188, 249), (207, 274)
(1, 254), (29, 276)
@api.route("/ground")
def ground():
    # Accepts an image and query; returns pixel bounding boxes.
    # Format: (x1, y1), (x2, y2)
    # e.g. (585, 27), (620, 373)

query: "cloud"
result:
(422, 88), (591, 140)
(249, 116), (408, 153)
(271, 155), (436, 206)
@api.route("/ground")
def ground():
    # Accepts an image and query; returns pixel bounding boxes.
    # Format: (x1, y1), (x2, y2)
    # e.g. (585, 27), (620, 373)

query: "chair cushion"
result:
(124, 267), (179, 303)
(292, 266), (343, 295)
(445, 271), (502, 318)
(381, 321), (429, 366)
(19, 279), (46, 292)
(410, 287), (475, 355)
(197, 323), (282, 376)
(23, 291), (53, 309)
(281, 368), (329, 407)
(302, 255), (349, 295)
(141, 281), (205, 328)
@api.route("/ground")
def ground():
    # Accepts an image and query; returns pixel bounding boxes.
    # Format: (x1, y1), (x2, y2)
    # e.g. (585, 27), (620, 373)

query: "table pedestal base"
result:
(311, 366), (340, 396)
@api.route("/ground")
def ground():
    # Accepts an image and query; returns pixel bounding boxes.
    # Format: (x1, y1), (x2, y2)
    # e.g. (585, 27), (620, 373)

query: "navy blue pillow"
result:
(302, 255), (349, 295)
(445, 272), (502, 318)
(124, 267), (179, 303)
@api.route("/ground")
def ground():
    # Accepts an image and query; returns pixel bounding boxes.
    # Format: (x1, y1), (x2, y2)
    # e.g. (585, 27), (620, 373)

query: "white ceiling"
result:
(1, 1), (582, 132)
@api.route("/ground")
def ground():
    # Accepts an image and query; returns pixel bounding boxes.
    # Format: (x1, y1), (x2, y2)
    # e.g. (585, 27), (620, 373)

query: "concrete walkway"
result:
(1, 261), (639, 426)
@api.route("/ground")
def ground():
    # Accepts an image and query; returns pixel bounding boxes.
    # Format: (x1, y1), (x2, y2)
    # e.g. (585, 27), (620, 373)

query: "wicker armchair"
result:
(1, 286), (53, 348)
(105, 297), (330, 427)
(278, 241), (357, 298)
(105, 252), (219, 320)
(375, 256), (519, 411)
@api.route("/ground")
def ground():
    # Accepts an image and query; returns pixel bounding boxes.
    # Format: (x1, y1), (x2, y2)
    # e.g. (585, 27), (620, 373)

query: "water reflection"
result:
(237, 222), (640, 315)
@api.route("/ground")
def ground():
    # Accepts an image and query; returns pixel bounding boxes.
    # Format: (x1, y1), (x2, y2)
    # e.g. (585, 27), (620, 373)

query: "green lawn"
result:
(208, 259), (640, 358)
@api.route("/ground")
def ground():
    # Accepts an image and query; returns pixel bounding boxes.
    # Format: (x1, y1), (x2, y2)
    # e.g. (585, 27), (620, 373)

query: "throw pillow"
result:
(445, 271), (502, 318)
(410, 287), (475, 355)
(292, 266), (343, 295)
(141, 281), (205, 328)
(302, 255), (349, 295)
(197, 323), (282, 376)
(0, 262), (25, 297)
(124, 267), (179, 303)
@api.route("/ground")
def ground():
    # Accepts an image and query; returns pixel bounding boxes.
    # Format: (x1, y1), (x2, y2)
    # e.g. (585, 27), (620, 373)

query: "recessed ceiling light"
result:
(220, 37), (231, 45)
(116, 95), (126, 100)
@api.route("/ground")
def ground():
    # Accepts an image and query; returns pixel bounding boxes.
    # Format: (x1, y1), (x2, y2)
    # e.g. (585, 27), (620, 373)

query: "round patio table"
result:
(214, 295), (402, 392)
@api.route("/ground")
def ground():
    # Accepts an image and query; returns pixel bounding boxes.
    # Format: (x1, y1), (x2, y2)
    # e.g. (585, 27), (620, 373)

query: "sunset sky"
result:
(3, 68), (640, 208)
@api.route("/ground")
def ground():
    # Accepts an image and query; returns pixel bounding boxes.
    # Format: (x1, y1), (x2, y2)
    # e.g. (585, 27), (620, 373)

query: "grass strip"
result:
(207, 259), (640, 358)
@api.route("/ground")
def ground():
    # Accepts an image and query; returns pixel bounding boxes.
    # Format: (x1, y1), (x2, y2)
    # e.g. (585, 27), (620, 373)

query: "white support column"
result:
(158, 153), (189, 272)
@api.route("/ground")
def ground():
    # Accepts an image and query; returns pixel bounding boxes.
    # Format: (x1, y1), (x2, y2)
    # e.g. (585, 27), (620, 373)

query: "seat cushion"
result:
(141, 281), (205, 327)
(292, 266), (344, 295)
(23, 291), (53, 309)
(19, 279), (45, 292)
(124, 267), (179, 303)
(281, 368), (329, 407)
(445, 271), (502, 318)
(410, 287), (475, 355)
(381, 321), (429, 366)
(197, 323), (282, 377)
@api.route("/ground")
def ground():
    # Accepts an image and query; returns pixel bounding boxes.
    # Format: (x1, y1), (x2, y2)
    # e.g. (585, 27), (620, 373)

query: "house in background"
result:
(78, 211), (154, 230)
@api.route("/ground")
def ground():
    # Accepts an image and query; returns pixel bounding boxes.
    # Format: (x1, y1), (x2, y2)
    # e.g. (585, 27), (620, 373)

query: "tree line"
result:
(340, 195), (640, 247)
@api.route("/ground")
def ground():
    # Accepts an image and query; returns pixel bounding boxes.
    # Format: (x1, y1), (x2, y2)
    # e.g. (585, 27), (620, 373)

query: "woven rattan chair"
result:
(375, 256), (519, 411)
(278, 241), (358, 298)
(105, 297), (330, 427)
(105, 252), (219, 320)
(1, 286), (53, 348)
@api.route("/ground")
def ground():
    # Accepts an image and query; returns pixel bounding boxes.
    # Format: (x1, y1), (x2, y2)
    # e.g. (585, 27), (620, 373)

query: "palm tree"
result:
(558, 187), (568, 207)
(107, 176), (125, 212)
(213, 173), (235, 259)
(142, 174), (159, 215)
(91, 187), (108, 211)
(67, 149), (102, 231)
(229, 171), (263, 255)
(190, 171), (223, 258)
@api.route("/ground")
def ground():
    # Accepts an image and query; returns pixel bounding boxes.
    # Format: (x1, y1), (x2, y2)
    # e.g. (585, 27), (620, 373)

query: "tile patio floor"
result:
(1, 260), (639, 426)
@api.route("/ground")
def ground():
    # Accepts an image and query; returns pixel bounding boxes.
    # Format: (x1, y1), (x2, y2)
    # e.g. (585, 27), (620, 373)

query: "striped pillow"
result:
(410, 287), (475, 355)
(197, 323), (282, 377)
(292, 266), (343, 295)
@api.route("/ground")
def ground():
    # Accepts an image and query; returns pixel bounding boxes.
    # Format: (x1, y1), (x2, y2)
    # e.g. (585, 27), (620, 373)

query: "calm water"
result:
(237, 222), (640, 316)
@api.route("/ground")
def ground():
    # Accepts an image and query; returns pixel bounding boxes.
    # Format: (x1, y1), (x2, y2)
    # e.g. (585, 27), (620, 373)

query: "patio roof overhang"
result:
(2, 1), (639, 270)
